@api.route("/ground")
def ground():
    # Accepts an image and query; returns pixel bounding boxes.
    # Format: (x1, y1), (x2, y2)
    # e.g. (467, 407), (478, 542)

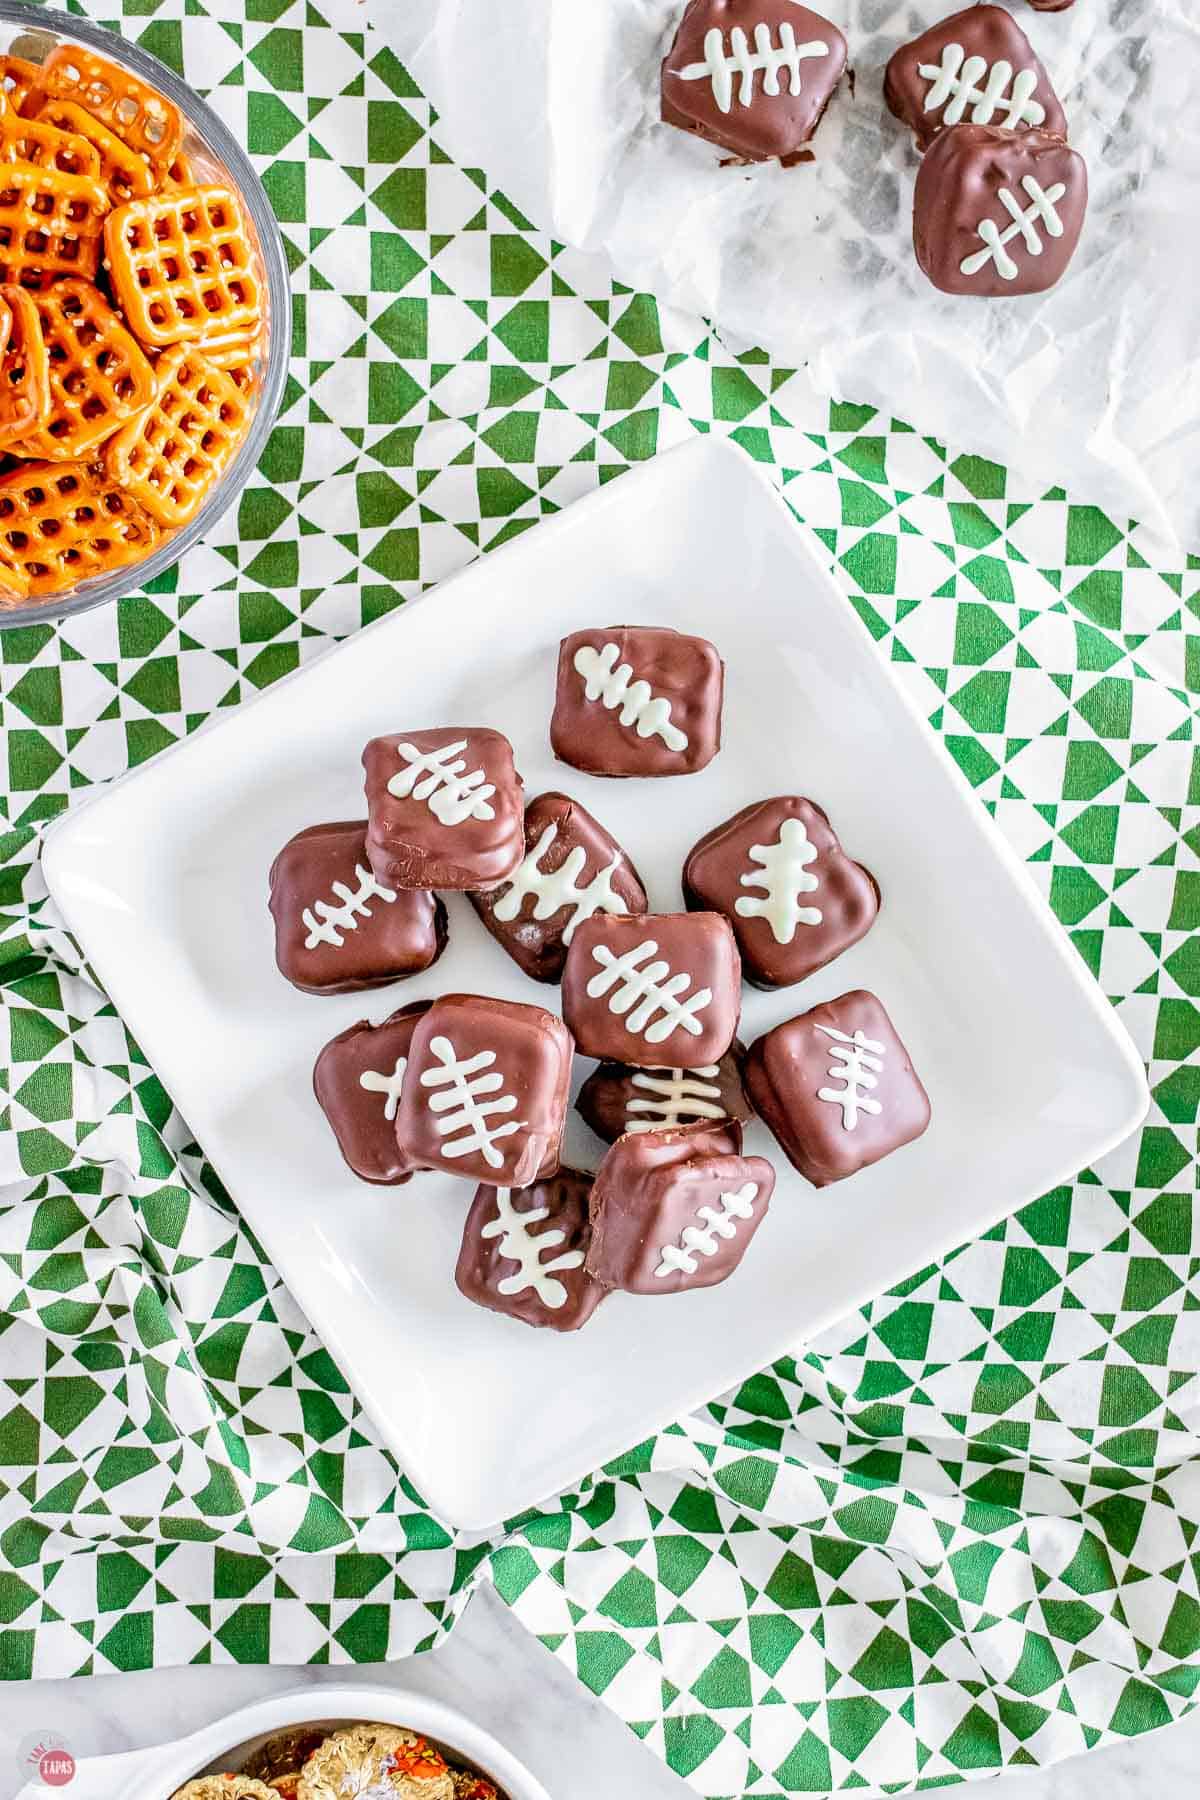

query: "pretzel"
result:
(105, 345), (249, 526)
(164, 148), (194, 189)
(190, 324), (262, 394)
(0, 57), (42, 116)
(104, 185), (261, 348)
(8, 278), (155, 460)
(0, 458), (161, 595)
(38, 45), (182, 184)
(0, 283), (51, 451)
(0, 97), (102, 182)
(28, 97), (154, 206)
(0, 157), (108, 288)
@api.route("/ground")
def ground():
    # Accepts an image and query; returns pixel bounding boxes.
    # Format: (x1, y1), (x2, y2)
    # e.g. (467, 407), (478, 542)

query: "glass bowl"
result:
(0, 0), (290, 628)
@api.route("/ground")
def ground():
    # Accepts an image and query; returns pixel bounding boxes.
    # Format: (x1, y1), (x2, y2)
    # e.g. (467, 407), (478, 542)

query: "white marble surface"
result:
(1, 1586), (1196, 1800)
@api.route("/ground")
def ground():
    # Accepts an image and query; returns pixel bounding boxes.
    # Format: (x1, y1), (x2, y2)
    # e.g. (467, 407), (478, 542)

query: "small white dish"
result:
(42, 438), (1148, 1530)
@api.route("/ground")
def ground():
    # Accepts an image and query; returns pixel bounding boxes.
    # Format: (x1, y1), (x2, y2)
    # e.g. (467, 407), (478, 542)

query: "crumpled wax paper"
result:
(379, 0), (1200, 550)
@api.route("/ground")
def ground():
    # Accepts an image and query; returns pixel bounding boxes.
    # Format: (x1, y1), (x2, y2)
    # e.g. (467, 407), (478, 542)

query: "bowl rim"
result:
(0, 0), (292, 629)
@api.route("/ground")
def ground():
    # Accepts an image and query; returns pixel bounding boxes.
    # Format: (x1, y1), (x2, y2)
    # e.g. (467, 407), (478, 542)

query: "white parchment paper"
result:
(377, 0), (1200, 550)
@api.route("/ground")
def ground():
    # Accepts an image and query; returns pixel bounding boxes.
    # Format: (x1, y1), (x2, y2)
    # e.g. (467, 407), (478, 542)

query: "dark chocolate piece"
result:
(363, 727), (525, 891)
(562, 911), (741, 1069)
(913, 123), (1087, 297)
(456, 1169), (607, 1331)
(683, 795), (879, 990)
(661, 0), (847, 162)
(577, 1042), (751, 1143)
(551, 626), (723, 778)
(587, 1121), (774, 1294)
(743, 988), (931, 1185)
(313, 1000), (432, 1185)
(885, 5), (1066, 153)
(395, 992), (573, 1187)
(269, 820), (447, 995)
(469, 791), (648, 983)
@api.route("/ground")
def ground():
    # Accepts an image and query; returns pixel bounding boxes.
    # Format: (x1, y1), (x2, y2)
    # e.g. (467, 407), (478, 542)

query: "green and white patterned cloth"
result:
(0, 3), (1198, 1795)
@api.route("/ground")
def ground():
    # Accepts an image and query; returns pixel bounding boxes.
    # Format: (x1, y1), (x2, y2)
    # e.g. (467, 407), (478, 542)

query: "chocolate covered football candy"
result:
(913, 123), (1087, 297)
(394, 992), (573, 1187)
(269, 820), (447, 995)
(684, 795), (879, 989)
(885, 5), (1066, 152)
(743, 988), (931, 1185)
(562, 911), (741, 1069)
(363, 726), (524, 890)
(313, 1000), (431, 1185)
(456, 1169), (607, 1331)
(551, 626), (723, 777)
(469, 790), (648, 983)
(661, 0), (847, 162)
(587, 1120), (774, 1295)
(577, 1043), (752, 1143)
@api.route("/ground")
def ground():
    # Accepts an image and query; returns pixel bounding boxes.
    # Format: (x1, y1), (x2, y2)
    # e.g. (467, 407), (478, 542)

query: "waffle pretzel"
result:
(9, 278), (155, 460)
(28, 97), (154, 207)
(0, 94), (102, 181)
(0, 56), (41, 115)
(0, 458), (161, 595)
(39, 44), (182, 184)
(105, 185), (261, 348)
(190, 324), (262, 394)
(0, 283), (51, 451)
(0, 155), (108, 288)
(105, 344), (248, 526)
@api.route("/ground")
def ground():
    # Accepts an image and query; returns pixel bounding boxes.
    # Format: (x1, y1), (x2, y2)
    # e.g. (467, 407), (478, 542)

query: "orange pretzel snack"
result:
(0, 57), (42, 116)
(9, 278), (155, 460)
(0, 156), (109, 288)
(39, 45), (182, 184)
(0, 98), (102, 182)
(0, 282), (51, 451)
(105, 344), (249, 526)
(163, 148), (194, 189)
(29, 97), (154, 207)
(104, 185), (261, 348)
(0, 457), (161, 594)
(189, 324), (262, 395)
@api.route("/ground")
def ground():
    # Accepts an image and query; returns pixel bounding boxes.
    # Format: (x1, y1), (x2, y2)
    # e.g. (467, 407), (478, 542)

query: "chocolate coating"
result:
(661, 0), (847, 162)
(743, 988), (931, 1186)
(455, 1169), (607, 1332)
(1027, 0), (1073, 10)
(269, 820), (447, 995)
(885, 5), (1066, 153)
(913, 123), (1087, 297)
(562, 911), (741, 1069)
(577, 1042), (752, 1144)
(684, 795), (879, 990)
(395, 992), (573, 1188)
(363, 727), (525, 891)
(551, 626), (723, 778)
(469, 791), (648, 984)
(313, 1000), (431, 1185)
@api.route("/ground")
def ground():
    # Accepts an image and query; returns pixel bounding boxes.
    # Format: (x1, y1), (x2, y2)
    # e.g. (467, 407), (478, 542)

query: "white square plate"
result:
(42, 440), (1148, 1530)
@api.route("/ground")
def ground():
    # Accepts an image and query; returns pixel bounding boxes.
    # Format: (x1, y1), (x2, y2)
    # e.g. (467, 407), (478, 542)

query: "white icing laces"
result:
(626, 1065), (724, 1132)
(654, 1182), (759, 1278)
(960, 174), (1066, 281)
(388, 738), (497, 826)
(302, 863), (396, 950)
(573, 643), (688, 753)
(493, 821), (625, 945)
(735, 816), (822, 944)
(679, 20), (829, 114)
(482, 1187), (585, 1309)
(358, 1057), (406, 1122)
(587, 940), (712, 1045)
(420, 1035), (523, 1168)
(919, 45), (1045, 130)
(814, 1023), (884, 1130)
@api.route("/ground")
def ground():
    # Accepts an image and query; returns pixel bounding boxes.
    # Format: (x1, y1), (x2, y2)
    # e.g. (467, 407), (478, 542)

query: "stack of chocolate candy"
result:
(269, 624), (930, 1335)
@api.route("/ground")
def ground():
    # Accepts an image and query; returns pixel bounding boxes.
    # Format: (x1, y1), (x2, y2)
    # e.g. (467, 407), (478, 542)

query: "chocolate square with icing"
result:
(684, 795), (879, 989)
(394, 992), (574, 1187)
(743, 988), (931, 1185)
(268, 820), (447, 995)
(661, 0), (847, 162)
(913, 122), (1087, 297)
(363, 726), (525, 890)
(562, 911), (741, 1069)
(313, 1000), (431, 1185)
(577, 1043), (751, 1144)
(885, 5), (1065, 153)
(469, 791), (648, 983)
(551, 626), (723, 777)
(456, 1169), (607, 1331)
